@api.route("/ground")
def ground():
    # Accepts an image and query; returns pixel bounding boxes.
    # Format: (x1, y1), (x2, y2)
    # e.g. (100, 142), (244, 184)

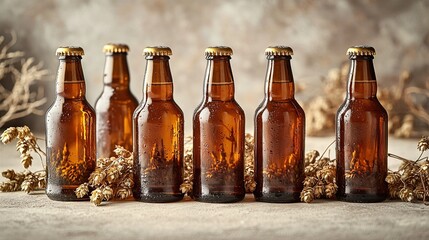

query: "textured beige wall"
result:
(1, 0), (428, 133)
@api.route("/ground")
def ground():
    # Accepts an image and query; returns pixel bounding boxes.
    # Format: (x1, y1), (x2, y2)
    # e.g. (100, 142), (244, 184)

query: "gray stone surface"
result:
(1, 192), (429, 240)
(1, 136), (427, 240)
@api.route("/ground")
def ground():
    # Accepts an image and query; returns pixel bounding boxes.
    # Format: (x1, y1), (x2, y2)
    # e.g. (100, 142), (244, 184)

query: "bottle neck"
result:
(203, 56), (234, 101)
(347, 56), (377, 99)
(103, 53), (130, 90)
(56, 56), (86, 99)
(265, 56), (295, 101)
(143, 56), (173, 101)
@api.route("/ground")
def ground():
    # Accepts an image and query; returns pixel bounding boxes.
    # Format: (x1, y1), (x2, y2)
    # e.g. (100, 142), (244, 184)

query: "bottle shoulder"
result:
(96, 88), (138, 101)
(46, 97), (95, 116)
(336, 98), (388, 120)
(338, 98), (387, 113)
(95, 93), (138, 110)
(255, 99), (305, 116)
(193, 100), (245, 117)
(134, 99), (183, 117)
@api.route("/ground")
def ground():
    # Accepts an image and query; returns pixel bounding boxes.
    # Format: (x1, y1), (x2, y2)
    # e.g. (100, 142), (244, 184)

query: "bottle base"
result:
(254, 192), (301, 203)
(337, 193), (387, 203)
(46, 185), (88, 201)
(135, 193), (184, 203)
(193, 192), (245, 203)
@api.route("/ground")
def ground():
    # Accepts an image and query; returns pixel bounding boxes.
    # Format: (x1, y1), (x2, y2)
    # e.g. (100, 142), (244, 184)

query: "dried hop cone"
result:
(300, 187), (315, 203)
(385, 172), (401, 184)
(75, 145), (135, 206)
(180, 137), (193, 196)
(2, 169), (17, 180)
(399, 187), (415, 202)
(20, 153), (33, 169)
(21, 174), (37, 194)
(417, 136), (429, 152)
(420, 161), (429, 175)
(116, 188), (131, 200)
(102, 186), (114, 201)
(106, 167), (120, 184)
(325, 183), (337, 199)
(120, 177), (134, 189)
(89, 169), (106, 186)
(301, 148), (338, 203)
(0, 127), (19, 144)
(414, 186), (425, 200)
(305, 150), (320, 165)
(75, 183), (89, 198)
(244, 133), (256, 193)
(90, 188), (104, 206)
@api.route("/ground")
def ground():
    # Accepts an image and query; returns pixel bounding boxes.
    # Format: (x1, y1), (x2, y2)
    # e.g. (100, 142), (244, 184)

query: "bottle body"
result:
(133, 50), (184, 202)
(254, 51), (305, 203)
(336, 50), (388, 202)
(336, 99), (388, 202)
(46, 52), (96, 201)
(193, 49), (245, 203)
(133, 99), (184, 202)
(95, 50), (138, 158)
(254, 101), (305, 202)
(193, 99), (246, 202)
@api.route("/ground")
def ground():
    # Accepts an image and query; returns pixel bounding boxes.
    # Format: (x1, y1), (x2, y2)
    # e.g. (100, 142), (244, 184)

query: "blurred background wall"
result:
(0, 0), (428, 134)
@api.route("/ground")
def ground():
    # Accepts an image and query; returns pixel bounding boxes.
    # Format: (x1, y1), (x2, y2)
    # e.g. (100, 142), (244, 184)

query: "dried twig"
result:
(0, 32), (48, 127)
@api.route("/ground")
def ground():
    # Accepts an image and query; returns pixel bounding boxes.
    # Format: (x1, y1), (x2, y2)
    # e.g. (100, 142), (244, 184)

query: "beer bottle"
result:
(192, 46), (245, 203)
(336, 46), (388, 202)
(95, 44), (138, 158)
(45, 47), (96, 201)
(254, 46), (305, 203)
(133, 46), (184, 203)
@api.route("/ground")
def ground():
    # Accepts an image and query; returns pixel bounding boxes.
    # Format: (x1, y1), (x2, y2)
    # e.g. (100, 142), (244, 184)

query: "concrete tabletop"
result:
(1, 136), (428, 240)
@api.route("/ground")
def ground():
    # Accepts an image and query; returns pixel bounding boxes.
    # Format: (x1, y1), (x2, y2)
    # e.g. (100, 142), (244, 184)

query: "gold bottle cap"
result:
(346, 45), (376, 56)
(143, 46), (172, 56)
(205, 46), (233, 56)
(103, 43), (129, 53)
(265, 46), (294, 56)
(56, 46), (84, 56)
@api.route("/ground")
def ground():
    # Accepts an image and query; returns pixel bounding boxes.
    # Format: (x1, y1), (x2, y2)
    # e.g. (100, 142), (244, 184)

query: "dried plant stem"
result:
(318, 140), (336, 160)
(0, 32), (48, 128)
(388, 153), (412, 162)
(404, 87), (429, 123)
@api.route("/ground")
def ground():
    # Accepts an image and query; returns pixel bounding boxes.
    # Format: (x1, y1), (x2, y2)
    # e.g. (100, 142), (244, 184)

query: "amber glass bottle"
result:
(133, 46), (184, 203)
(95, 44), (138, 158)
(254, 46), (305, 203)
(45, 47), (96, 201)
(336, 46), (388, 202)
(192, 46), (245, 203)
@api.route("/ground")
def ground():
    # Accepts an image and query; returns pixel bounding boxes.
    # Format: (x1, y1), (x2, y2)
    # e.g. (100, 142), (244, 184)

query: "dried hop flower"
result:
(417, 136), (429, 152)
(116, 188), (131, 200)
(20, 153), (33, 169)
(90, 189), (104, 206)
(0, 127), (18, 144)
(420, 161), (429, 174)
(2, 169), (17, 179)
(385, 172), (401, 184)
(399, 188), (415, 202)
(305, 150), (320, 165)
(102, 186), (114, 201)
(325, 183), (337, 199)
(300, 187), (315, 203)
(89, 169), (106, 186)
(75, 183), (89, 199)
(106, 168), (120, 184)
